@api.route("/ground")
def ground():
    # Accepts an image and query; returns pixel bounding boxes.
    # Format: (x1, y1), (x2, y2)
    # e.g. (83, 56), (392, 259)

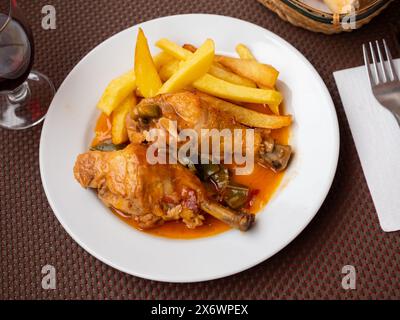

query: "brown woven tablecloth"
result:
(1, 0), (399, 300)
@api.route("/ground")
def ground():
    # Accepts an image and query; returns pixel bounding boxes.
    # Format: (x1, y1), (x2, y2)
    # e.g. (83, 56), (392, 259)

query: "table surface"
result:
(1, 0), (399, 300)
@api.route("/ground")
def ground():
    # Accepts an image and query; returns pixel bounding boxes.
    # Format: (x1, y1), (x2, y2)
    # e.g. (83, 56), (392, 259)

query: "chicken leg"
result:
(74, 144), (254, 231)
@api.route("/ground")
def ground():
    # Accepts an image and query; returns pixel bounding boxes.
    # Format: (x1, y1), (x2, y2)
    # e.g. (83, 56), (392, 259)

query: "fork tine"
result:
(383, 39), (399, 81)
(375, 41), (388, 83)
(369, 42), (380, 84)
(363, 44), (375, 86)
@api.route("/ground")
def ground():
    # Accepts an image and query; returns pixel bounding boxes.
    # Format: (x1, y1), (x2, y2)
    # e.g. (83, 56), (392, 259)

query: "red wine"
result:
(0, 11), (34, 92)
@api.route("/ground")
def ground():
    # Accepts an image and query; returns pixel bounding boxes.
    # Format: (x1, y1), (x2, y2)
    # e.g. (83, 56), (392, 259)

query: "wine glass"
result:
(0, 0), (55, 130)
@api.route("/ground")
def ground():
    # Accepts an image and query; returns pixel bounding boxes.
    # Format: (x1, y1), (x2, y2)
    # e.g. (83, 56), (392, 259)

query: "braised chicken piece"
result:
(74, 144), (254, 231)
(126, 91), (292, 172)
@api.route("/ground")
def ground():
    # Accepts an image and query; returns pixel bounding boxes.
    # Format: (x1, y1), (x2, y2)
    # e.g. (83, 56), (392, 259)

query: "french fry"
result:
(193, 74), (283, 106)
(267, 103), (280, 116)
(208, 65), (257, 88)
(153, 51), (175, 71)
(135, 28), (162, 98)
(161, 58), (257, 88)
(156, 38), (192, 60)
(235, 45), (281, 115)
(111, 93), (137, 145)
(215, 56), (279, 89)
(159, 41), (256, 88)
(158, 39), (215, 94)
(197, 92), (291, 129)
(136, 88), (144, 98)
(158, 59), (180, 82)
(97, 70), (136, 116)
(236, 44), (256, 60)
(182, 44), (198, 53)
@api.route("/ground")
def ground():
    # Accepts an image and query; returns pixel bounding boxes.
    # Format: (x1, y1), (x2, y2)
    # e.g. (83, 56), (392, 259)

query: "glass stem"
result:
(7, 82), (30, 103)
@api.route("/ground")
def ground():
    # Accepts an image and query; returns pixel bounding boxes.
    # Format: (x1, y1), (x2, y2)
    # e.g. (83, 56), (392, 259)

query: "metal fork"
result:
(363, 40), (400, 125)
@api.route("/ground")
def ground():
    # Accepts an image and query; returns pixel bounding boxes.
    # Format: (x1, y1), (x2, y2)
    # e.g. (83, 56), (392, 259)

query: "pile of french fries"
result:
(97, 28), (292, 145)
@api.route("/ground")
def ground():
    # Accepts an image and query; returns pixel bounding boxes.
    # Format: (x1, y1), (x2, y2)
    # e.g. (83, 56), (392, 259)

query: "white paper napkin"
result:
(333, 59), (400, 232)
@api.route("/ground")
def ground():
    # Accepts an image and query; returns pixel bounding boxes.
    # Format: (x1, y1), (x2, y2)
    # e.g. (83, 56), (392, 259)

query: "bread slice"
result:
(323, 0), (358, 14)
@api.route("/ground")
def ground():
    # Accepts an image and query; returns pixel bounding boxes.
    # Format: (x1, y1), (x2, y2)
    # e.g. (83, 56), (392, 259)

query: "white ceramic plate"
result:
(40, 14), (339, 283)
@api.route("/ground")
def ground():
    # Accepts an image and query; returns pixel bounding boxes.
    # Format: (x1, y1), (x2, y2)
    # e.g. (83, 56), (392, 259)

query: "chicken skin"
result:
(74, 144), (254, 231)
(126, 91), (292, 172)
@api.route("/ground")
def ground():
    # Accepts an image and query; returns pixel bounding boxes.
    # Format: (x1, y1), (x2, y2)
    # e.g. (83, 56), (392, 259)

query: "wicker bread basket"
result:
(258, 0), (393, 34)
